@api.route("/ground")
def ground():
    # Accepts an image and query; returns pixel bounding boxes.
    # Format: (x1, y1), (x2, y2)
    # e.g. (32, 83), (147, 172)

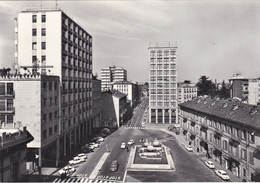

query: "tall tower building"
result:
(14, 8), (93, 165)
(148, 46), (178, 124)
(101, 66), (127, 91)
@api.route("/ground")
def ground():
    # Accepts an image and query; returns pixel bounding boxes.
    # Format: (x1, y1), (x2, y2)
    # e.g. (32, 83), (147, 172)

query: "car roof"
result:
(206, 161), (214, 163)
(218, 170), (226, 173)
(112, 160), (118, 164)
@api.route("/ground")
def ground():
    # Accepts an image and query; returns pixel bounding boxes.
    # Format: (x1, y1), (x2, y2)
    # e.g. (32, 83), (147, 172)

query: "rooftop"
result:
(179, 97), (260, 129)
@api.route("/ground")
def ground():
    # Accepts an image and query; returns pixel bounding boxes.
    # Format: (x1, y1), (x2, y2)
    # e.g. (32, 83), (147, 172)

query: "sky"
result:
(0, 0), (259, 83)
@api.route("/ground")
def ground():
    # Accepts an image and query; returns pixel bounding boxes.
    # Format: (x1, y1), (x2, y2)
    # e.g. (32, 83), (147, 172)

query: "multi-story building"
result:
(148, 46), (178, 124)
(92, 75), (101, 134)
(0, 124), (33, 182)
(0, 75), (60, 167)
(101, 91), (132, 128)
(178, 82), (197, 104)
(179, 96), (260, 181)
(14, 8), (93, 165)
(229, 75), (248, 101)
(101, 66), (127, 91)
(248, 78), (260, 106)
(113, 81), (139, 107)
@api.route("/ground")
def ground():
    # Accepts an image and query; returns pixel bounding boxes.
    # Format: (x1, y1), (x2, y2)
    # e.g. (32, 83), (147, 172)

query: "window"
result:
(241, 149), (246, 160)
(223, 140), (227, 150)
(32, 15), (37, 23)
(42, 15), (46, 22)
(249, 152), (254, 164)
(49, 97), (52, 105)
(42, 42), (46, 50)
(250, 133), (255, 143)
(243, 168), (246, 177)
(54, 83), (57, 90)
(55, 111), (58, 119)
(43, 82), (46, 90)
(42, 55), (46, 63)
(49, 112), (52, 121)
(43, 114), (46, 122)
(54, 125), (58, 133)
(32, 42), (37, 50)
(55, 96), (58, 104)
(49, 127), (52, 136)
(43, 130), (47, 139)
(49, 82), (52, 90)
(32, 29), (37, 36)
(41, 28), (46, 36)
(43, 98), (47, 106)
(32, 56), (37, 64)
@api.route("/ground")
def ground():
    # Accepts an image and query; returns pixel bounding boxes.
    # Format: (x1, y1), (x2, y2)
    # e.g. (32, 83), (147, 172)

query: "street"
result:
(70, 97), (225, 182)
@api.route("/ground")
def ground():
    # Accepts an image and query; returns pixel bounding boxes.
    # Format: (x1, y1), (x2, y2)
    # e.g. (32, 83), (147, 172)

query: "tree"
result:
(218, 80), (229, 99)
(184, 80), (191, 84)
(196, 75), (216, 96)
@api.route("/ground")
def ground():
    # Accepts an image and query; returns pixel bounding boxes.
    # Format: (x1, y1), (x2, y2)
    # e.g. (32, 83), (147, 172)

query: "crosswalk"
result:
(124, 126), (150, 130)
(53, 177), (118, 183)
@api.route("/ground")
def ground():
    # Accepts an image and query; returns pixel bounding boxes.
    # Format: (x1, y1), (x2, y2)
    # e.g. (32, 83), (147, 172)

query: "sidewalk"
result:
(161, 129), (243, 182)
(199, 156), (242, 182)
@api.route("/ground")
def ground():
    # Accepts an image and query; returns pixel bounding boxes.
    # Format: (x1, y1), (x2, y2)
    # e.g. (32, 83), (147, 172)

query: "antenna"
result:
(56, 0), (58, 10)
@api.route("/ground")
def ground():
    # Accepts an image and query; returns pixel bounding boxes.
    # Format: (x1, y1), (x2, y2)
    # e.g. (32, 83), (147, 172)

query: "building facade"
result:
(178, 82), (197, 104)
(179, 97), (260, 181)
(148, 47), (178, 124)
(229, 75), (248, 101)
(101, 91), (132, 128)
(113, 81), (139, 107)
(101, 66), (127, 91)
(248, 78), (260, 106)
(15, 8), (93, 165)
(0, 125), (33, 182)
(92, 75), (101, 134)
(0, 75), (60, 167)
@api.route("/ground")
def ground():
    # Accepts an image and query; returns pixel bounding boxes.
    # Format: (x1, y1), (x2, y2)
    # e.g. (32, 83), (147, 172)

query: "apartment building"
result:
(14, 8), (93, 165)
(92, 75), (101, 133)
(0, 124), (33, 182)
(113, 81), (139, 107)
(0, 75), (60, 167)
(179, 97), (260, 181)
(248, 78), (260, 106)
(178, 82), (197, 104)
(101, 66), (127, 91)
(229, 75), (248, 101)
(148, 47), (178, 124)
(101, 91), (132, 128)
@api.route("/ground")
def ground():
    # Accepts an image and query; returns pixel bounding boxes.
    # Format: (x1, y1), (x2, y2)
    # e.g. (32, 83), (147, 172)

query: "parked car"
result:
(69, 157), (84, 165)
(215, 170), (230, 180)
(205, 161), (215, 169)
(77, 153), (87, 160)
(110, 160), (119, 172)
(96, 137), (105, 142)
(184, 145), (193, 152)
(128, 139), (135, 145)
(139, 138), (145, 143)
(121, 142), (126, 149)
(58, 165), (75, 175)
(89, 142), (99, 148)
